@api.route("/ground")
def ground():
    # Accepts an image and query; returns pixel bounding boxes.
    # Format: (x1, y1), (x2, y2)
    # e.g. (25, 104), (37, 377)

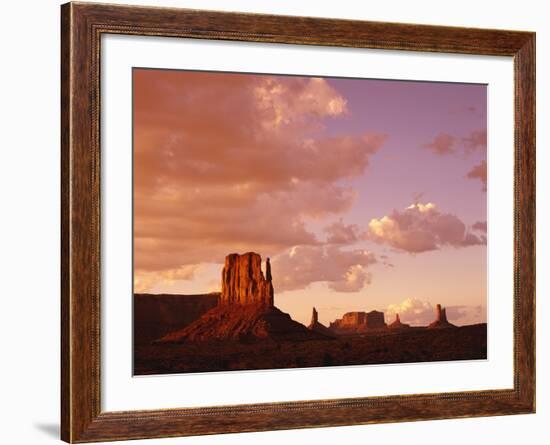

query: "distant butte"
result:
(388, 313), (410, 329)
(307, 307), (337, 337)
(428, 304), (456, 329)
(329, 310), (387, 335)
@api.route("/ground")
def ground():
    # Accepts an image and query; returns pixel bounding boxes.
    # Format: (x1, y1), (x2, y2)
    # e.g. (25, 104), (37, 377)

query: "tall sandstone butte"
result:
(158, 253), (332, 343)
(220, 252), (274, 306)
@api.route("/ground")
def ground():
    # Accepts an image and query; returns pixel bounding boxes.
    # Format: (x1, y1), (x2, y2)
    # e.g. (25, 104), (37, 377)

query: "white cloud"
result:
(367, 202), (486, 253)
(385, 298), (435, 325)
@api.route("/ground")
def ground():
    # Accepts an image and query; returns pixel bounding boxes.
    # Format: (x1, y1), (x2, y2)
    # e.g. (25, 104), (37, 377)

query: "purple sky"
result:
(133, 69), (487, 327)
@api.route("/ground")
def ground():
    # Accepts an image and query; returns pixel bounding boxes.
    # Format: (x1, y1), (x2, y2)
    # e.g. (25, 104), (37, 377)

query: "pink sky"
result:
(133, 68), (487, 327)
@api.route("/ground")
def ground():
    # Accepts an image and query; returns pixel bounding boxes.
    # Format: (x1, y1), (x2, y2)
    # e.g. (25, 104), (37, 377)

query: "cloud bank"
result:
(367, 202), (486, 253)
(133, 70), (387, 288)
(385, 298), (486, 326)
(324, 219), (362, 244)
(272, 245), (376, 293)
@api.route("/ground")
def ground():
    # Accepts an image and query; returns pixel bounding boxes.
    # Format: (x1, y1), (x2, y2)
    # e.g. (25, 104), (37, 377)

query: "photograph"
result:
(48, 0), (537, 442)
(132, 68), (488, 375)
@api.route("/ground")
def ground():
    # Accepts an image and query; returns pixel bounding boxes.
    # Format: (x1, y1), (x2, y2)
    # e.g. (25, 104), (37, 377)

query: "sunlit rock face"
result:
(157, 253), (331, 343)
(329, 310), (387, 334)
(221, 252), (274, 306)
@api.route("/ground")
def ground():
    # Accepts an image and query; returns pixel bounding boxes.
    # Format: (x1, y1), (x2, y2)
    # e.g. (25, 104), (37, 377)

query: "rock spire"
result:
(428, 304), (456, 328)
(388, 313), (410, 329)
(311, 307), (319, 325)
(307, 307), (336, 337)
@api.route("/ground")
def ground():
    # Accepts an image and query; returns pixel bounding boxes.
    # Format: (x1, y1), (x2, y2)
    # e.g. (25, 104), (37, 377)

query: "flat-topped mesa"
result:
(329, 310), (387, 334)
(220, 252), (274, 306)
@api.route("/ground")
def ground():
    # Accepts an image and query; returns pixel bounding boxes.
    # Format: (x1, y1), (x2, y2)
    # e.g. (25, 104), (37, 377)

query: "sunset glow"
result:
(133, 68), (487, 327)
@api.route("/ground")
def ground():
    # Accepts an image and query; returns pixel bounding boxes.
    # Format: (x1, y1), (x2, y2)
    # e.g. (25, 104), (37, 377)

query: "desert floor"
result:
(134, 324), (487, 375)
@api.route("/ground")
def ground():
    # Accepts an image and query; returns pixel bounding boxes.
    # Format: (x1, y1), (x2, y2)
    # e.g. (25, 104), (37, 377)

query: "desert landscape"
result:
(133, 70), (488, 376)
(134, 252), (487, 375)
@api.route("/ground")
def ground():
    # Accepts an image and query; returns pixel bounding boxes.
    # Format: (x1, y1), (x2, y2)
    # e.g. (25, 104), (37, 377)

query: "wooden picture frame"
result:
(61, 2), (535, 442)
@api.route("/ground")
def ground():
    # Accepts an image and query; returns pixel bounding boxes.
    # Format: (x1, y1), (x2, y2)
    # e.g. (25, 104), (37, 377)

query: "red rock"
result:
(388, 313), (410, 329)
(365, 310), (386, 329)
(134, 293), (219, 345)
(311, 307), (319, 325)
(307, 307), (337, 337)
(158, 304), (329, 343)
(221, 253), (273, 306)
(157, 253), (333, 343)
(428, 304), (456, 328)
(329, 310), (387, 334)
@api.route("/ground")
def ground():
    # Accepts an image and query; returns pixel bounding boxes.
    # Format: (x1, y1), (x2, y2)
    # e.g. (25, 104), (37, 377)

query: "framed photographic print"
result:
(61, 2), (535, 442)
